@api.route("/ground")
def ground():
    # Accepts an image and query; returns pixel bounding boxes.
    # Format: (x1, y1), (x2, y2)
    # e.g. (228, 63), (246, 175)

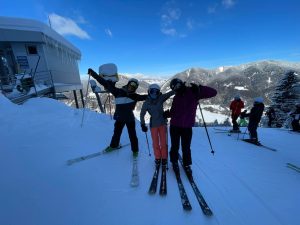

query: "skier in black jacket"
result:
(290, 104), (300, 132)
(265, 107), (276, 127)
(88, 68), (147, 157)
(241, 97), (265, 143)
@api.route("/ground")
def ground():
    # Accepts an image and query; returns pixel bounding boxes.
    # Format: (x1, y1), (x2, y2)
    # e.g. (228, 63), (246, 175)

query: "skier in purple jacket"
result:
(168, 78), (217, 175)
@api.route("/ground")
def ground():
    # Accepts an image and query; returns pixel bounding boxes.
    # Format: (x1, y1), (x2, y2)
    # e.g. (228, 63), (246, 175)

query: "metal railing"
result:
(0, 70), (55, 103)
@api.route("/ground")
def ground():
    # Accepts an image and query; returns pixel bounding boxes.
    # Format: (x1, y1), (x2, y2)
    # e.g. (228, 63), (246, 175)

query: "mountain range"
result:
(65, 60), (300, 115)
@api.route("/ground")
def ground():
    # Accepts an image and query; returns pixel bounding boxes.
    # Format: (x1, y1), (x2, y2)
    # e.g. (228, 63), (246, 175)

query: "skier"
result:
(88, 67), (147, 157)
(140, 84), (175, 168)
(229, 95), (244, 132)
(265, 107), (276, 127)
(168, 78), (217, 176)
(240, 97), (265, 143)
(290, 103), (300, 132)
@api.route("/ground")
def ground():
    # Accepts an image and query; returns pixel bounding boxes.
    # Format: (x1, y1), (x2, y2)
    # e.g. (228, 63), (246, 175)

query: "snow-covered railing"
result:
(1, 70), (55, 104)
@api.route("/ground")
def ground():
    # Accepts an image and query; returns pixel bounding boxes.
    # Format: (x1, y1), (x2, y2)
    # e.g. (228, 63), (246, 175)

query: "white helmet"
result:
(148, 83), (160, 92)
(148, 83), (160, 98)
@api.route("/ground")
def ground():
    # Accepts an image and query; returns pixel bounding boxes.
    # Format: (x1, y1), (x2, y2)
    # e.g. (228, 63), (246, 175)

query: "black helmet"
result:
(127, 78), (139, 92)
(170, 78), (183, 91)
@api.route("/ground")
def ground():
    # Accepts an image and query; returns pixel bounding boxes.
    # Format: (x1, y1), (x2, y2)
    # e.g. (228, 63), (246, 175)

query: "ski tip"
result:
(159, 191), (167, 196)
(183, 205), (192, 211)
(66, 161), (73, 166)
(204, 209), (213, 216)
(130, 183), (139, 187)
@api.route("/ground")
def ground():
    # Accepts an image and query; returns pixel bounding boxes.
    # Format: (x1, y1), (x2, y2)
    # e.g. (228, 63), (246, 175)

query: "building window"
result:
(27, 45), (38, 55)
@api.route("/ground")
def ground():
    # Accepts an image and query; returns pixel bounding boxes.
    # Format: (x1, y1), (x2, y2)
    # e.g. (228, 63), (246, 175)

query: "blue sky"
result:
(2, 0), (300, 77)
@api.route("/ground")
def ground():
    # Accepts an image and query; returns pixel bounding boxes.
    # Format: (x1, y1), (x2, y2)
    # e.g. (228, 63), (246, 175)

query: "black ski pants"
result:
(231, 114), (239, 130)
(267, 117), (274, 127)
(169, 125), (192, 167)
(110, 120), (139, 153)
(292, 119), (300, 131)
(248, 121), (259, 140)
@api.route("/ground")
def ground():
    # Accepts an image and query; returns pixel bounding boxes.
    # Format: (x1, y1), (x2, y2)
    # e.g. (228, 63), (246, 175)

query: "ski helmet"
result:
(234, 95), (240, 100)
(148, 83), (160, 99)
(127, 78), (139, 90)
(170, 78), (183, 91)
(254, 97), (263, 103)
(148, 83), (160, 92)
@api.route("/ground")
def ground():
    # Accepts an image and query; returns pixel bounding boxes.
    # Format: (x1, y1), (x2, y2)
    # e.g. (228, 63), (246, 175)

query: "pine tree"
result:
(271, 71), (300, 127)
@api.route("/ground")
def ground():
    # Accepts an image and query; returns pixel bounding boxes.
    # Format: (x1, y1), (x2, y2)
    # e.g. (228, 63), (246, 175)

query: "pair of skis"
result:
(67, 143), (140, 187)
(241, 139), (277, 152)
(66, 143), (130, 165)
(148, 163), (167, 195)
(173, 155), (213, 216)
(130, 157), (139, 187)
(214, 128), (277, 152)
(286, 163), (300, 173)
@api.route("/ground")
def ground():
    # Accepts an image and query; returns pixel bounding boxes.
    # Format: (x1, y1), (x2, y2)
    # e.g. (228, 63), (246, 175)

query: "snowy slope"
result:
(0, 94), (299, 225)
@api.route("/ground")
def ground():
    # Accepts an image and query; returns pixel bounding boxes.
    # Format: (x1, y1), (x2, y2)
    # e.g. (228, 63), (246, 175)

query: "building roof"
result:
(0, 16), (81, 58)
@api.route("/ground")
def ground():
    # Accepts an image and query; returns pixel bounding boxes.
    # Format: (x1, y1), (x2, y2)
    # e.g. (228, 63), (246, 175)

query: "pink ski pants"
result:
(150, 125), (168, 160)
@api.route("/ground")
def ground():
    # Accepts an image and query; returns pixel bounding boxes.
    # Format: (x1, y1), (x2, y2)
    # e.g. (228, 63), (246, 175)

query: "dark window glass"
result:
(27, 46), (38, 54)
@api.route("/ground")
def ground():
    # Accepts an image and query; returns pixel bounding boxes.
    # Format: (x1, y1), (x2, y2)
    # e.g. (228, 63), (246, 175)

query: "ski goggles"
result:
(174, 82), (183, 91)
(128, 81), (138, 89)
(149, 89), (160, 95)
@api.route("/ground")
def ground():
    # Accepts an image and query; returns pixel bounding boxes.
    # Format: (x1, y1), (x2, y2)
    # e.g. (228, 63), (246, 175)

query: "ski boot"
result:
(161, 159), (168, 170)
(172, 162), (179, 174)
(132, 151), (139, 159)
(104, 145), (120, 152)
(155, 159), (161, 168)
(184, 165), (193, 179)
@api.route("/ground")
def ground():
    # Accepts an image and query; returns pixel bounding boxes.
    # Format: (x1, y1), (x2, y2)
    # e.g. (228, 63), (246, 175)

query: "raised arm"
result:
(88, 68), (108, 87)
(127, 93), (148, 101)
(198, 85), (217, 100)
(88, 68), (120, 96)
(161, 90), (175, 102)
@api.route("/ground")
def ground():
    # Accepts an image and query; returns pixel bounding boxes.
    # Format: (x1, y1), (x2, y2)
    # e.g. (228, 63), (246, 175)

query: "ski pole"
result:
(198, 103), (215, 155)
(80, 74), (91, 127)
(145, 132), (151, 156)
(108, 94), (113, 120)
(242, 127), (248, 139)
(237, 119), (243, 140)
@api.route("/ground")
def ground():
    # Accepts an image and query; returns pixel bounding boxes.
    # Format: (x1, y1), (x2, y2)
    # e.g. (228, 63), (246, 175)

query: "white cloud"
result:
(161, 27), (177, 36)
(208, 4), (218, 14)
(76, 15), (88, 24)
(168, 8), (181, 20)
(105, 29), (113, 38)
(222, 0), (235, 8)
(48, 13), (91, 39)
(186, 19), (194, 30)
(160, 1), (181, 36)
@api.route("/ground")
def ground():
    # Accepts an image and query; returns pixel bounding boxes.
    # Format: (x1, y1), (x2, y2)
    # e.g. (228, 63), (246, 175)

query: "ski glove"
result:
(240, 110), (247, 119)
(141, 124), (148, 132)
(88, 68), (94, 75)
